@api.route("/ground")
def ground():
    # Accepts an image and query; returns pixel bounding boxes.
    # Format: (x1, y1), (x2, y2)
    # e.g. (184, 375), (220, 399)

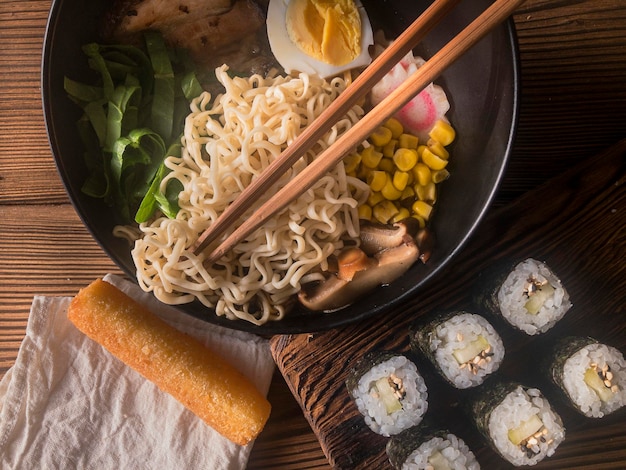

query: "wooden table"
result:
(1, 0), (625, 468)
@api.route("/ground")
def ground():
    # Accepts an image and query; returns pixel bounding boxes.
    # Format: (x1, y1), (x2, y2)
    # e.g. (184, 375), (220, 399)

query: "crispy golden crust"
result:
(67, 278), (271, 445)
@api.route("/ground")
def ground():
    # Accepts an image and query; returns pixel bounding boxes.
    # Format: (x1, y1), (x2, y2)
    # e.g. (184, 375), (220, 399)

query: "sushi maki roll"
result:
(476, 258), (572, 335)
(469, 381), (565, 466)
(410, 311), (505, 389)
(548, 336), (625, 418)
(386, 421), (480, 470)
(346, 352), (428, 436)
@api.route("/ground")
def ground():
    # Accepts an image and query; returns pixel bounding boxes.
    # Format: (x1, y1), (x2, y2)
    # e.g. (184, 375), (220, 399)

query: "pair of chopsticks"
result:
(194, 0), (525, 263)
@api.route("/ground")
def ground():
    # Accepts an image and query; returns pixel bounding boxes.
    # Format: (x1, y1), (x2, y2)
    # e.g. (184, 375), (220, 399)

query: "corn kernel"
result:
(373, 200), (399, 224)
(392, 171), (410, 191)
(382, 139), (398, 158)
(367, 190), (385, 206)
(415, 181), (437, 203)
(343, 153), (361, 173)
(367, 170), (388, 192)
(361, 146), (383, 168)
(369, 126), (393, 147)
(378, 157), (395, 174)
(381, 178), (403, 200)
(428, 120), (456, 146)
(427, 140), (450, 159)
(431, 169), (450, 183)
(398, 133), (419, 149)
(412, 200), (433, 220)
(383, 117), (404, 139)
(390, 207), (411, 223)
(417, 144), (427, 158)
(401, 186), (416, 201)
(412, 163), (431, 186)
(421, 148), (448, 170)
(393, 148), (418, 172)
(358, 204), (372, 221)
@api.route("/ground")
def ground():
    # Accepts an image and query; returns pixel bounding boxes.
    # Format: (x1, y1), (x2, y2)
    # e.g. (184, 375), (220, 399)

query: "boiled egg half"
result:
(267, 0), (374, 78)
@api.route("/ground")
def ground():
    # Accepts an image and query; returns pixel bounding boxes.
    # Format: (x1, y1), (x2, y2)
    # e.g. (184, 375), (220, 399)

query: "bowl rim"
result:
(41, 0), (521, 335)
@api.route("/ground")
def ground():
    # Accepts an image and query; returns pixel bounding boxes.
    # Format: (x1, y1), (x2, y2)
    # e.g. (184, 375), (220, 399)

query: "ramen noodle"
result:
(130, 65), (368, 325)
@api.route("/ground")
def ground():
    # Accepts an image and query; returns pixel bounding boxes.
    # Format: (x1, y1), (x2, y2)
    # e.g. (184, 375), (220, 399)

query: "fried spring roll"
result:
(67, 278), (271, 445)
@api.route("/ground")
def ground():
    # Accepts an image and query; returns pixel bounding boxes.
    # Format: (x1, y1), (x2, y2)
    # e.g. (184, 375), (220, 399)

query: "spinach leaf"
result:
(64, 31), (204, 224)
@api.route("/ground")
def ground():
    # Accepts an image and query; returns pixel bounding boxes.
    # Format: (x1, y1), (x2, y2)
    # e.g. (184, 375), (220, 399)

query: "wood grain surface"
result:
(1, 0), (625, 469)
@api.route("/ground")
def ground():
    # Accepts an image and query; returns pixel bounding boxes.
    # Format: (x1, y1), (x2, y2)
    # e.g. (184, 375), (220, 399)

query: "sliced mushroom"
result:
(415, 228), (435, 263)
(374, 235), (420, 284)
(359, 218), (422, 256)
(297, 275), (350, 312)
(359, 221), (407, 256)
(298, 236), (420, 312)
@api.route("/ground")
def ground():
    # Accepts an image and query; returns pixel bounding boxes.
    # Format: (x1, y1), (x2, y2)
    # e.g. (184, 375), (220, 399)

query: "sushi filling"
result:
(508, 415), (553, 460)
(453, 334), (494, 375)
(523, 275), (556, 314)
(372, 374), (406, 414)
(427, 450), (452, 470)
(585, 363), (620, 397)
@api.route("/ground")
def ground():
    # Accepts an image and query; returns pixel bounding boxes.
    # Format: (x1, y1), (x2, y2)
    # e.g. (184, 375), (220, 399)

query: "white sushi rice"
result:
(488, 386), (565, 466)
(561, 343), (626, 417)
(401, 433), (481, 470)
(352, 355), (428, 437)
(497, 258), (571, 335)
(428, 313), (505, 389)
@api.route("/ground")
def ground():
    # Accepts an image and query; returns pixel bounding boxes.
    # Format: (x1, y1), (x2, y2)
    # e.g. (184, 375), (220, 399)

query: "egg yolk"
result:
(286, 0), (361, 66)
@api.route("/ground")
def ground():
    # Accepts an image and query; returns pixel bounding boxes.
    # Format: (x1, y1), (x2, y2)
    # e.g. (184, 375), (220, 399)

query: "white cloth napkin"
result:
(0, 274), (275, 470)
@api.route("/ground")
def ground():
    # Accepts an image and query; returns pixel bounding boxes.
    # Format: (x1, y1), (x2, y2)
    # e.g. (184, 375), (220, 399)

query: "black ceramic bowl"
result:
(42, 0), (519, 334)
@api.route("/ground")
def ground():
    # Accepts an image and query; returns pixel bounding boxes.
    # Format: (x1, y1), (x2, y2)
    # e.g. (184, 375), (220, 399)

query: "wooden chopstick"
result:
(192, 0), (462, 255)
(201, 0), (525, 263)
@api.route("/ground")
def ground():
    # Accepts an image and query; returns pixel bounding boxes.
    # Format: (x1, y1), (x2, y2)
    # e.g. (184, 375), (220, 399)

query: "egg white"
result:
(266, 0), (374, 78)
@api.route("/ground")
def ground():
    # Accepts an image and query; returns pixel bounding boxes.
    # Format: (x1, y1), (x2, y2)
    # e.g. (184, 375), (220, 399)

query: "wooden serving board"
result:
(270, 140), (626, 469)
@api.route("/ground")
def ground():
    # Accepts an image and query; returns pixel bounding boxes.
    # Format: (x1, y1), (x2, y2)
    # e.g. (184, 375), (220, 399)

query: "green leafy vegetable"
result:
(64, 31), (203, 224)
(144, 30), (176, 143)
